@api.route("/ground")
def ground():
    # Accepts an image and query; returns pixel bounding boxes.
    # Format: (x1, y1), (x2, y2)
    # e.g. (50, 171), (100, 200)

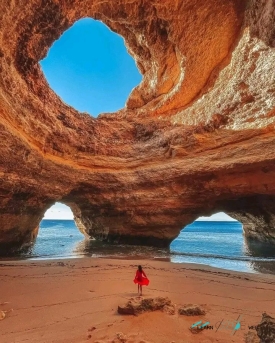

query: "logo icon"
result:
(191, 320), (213, 330)
(215, 315), (242, 335)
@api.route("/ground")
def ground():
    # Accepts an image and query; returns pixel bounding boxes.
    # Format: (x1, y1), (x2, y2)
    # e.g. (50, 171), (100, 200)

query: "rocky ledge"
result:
(1, 0), (275, 252)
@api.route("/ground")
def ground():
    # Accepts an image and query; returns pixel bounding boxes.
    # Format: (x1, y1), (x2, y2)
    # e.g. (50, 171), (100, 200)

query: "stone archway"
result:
(169, 212), (243, 266)
(1, 1), (275, 252)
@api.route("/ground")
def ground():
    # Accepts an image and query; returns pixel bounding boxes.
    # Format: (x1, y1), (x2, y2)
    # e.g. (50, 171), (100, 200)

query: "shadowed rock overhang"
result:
(1, 0), (275, 252)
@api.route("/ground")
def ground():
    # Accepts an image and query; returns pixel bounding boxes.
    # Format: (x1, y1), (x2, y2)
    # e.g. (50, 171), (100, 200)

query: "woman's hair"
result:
(138, 265), (142, 272)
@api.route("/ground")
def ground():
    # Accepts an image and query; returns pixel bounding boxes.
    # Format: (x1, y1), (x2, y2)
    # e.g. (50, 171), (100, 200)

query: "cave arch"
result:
(27, 202), (85, 259)
(170, 212), (242, 252)
(170, 213), (246, 271)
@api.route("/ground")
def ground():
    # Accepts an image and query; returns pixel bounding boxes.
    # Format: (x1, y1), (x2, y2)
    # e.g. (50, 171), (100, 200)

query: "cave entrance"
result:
(169, 212), (251, 272)
(31, 203), (85, 259)
(40, 18), (142, 117)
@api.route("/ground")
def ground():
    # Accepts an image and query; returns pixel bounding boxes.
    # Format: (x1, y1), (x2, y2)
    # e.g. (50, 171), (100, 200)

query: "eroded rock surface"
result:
(245, 331), (260, 343)
(1, 0), (275, 251)
(178, 304), (206, 316)
(256, 313), (275, 343)
(118, 297), (174, 315)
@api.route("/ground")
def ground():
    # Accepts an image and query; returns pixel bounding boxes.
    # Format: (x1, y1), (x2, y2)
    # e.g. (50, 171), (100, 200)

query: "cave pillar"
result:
(66, 201), (187, 248)
(228, 209), (275, 243)
(0, 213), (40, 253)
(0, 195), (53, 254)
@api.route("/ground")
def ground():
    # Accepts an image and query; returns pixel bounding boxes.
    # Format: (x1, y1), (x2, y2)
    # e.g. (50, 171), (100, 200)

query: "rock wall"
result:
(1, 0), (275, 252)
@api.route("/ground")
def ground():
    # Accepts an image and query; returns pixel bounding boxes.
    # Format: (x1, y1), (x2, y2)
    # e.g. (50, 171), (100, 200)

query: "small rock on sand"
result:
(118, 297), (174, 316)
(256, 312), (275, 343)
(245, 331), (260, 343)
(0, 311), (6, 320)
(178, 304), (206, 316)
(189, 326), (203, 334)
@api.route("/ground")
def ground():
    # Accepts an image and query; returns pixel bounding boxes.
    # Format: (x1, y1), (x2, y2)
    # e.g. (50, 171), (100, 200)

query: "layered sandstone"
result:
(1, 0), (275, 252)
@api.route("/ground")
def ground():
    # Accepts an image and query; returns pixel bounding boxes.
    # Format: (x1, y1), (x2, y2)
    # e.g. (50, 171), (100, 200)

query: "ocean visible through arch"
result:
(3, 220), (275, 275)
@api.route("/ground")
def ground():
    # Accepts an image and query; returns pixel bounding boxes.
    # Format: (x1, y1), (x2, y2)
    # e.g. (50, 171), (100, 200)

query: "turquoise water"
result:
(170, 221), (275, 274)
(5, 220), (275, 274)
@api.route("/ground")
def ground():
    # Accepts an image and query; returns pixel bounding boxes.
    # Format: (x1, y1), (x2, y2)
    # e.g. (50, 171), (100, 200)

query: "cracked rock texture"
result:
(178, 304), (206, 316)
(1, 0), (275, 252)
(118, 297), (174, 316)
(256, 313), (275, 343)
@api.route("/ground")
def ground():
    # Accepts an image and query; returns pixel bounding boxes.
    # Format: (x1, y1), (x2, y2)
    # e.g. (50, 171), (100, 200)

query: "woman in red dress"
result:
(134, 265), (149, 295)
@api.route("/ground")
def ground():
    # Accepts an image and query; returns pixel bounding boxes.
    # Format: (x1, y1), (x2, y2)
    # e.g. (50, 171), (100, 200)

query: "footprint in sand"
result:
(88, 327), (96, 332)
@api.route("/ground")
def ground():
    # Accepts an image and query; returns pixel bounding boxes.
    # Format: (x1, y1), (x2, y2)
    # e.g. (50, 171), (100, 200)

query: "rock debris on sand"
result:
(256, 313), (275, 343)
(118, 297), (175, 315)
(0, 310), (6, 320)
(178, 304), (206, 316)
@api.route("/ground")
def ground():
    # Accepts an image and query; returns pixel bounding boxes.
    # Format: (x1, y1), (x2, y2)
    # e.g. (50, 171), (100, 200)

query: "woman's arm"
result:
(142, 270), (147, 278)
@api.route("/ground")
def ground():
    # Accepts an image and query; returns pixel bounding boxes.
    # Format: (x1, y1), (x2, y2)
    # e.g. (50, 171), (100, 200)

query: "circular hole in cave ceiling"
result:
(40, 18), (142, 117)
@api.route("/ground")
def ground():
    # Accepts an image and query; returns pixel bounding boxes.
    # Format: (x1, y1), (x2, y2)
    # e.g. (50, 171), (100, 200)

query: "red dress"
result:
(134, 270), (149, 286)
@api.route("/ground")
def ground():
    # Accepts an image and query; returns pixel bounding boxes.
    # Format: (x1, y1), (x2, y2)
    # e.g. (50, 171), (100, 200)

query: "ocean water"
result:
(4, 220), (275, 274)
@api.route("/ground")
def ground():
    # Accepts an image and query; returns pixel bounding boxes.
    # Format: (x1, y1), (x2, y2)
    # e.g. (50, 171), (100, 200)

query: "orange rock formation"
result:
(1, 0), (275, 252)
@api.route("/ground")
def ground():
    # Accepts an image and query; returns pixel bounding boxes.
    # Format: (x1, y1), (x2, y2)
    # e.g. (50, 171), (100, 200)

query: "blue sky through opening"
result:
(40, 18), (142, 117)
(43, 203), (236, 221)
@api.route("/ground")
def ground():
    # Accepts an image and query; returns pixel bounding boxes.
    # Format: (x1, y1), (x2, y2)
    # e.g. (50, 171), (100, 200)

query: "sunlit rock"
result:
(1, 0), (275, 251)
